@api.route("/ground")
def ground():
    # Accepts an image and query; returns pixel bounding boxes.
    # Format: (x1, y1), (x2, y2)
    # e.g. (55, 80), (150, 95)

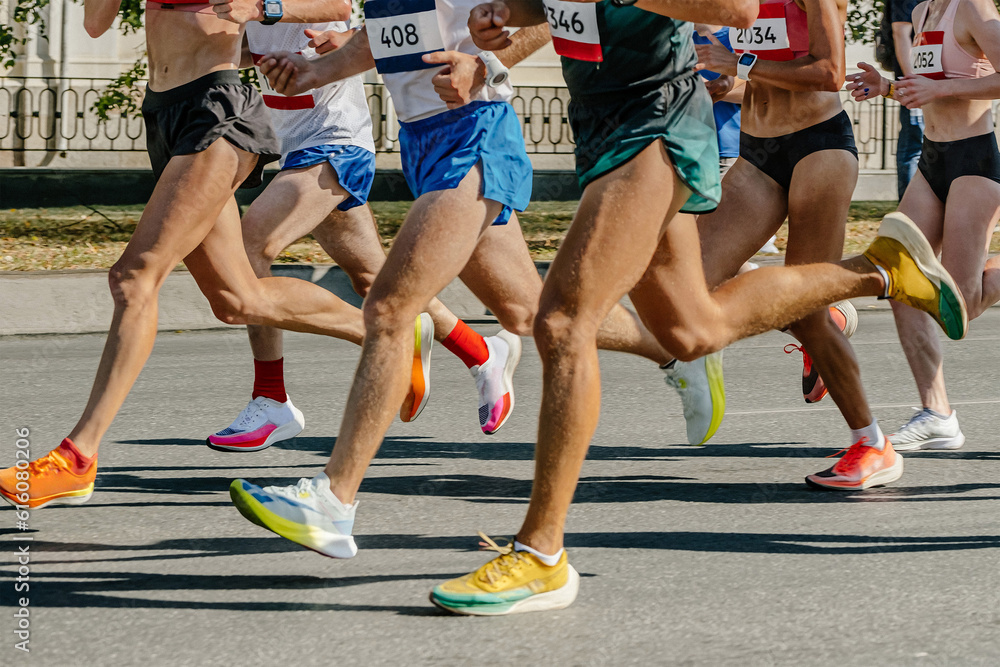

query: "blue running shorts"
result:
(282, 144), (376, 211)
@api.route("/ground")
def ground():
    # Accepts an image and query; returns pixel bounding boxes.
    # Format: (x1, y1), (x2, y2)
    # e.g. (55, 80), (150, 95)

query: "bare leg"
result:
(893, 173), (1000, 413)
(68, 140), (258, 457)
(459, 212), (671, 363)
(519, 141), (886, 553)
(783, 150), (872, 429)
(240, 164), (366, 362)
(323, 167), (502, 503)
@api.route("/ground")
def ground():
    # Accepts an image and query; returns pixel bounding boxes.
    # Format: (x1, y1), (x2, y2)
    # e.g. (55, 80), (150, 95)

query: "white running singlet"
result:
(363, 0), (514, 123)
(245, 21), (376, 160)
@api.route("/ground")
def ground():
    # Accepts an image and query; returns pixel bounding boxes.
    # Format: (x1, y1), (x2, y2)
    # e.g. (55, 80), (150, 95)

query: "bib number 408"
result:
(546, 6), (585, 34)
(381, 23), (419, 49)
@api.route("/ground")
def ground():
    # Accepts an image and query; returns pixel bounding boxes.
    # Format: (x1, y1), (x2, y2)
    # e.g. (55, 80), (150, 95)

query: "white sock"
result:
(850, 421), (885, 450)
(514, 540), (563, 567)
(313, 472), (353, 510)
(872, 263), (891, 298)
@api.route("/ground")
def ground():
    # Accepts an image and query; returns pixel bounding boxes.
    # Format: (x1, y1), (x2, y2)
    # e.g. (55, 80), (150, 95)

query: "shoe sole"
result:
(206, 407), (305, 453)
(890, 433), (965, 451)
(401, 313), (434, 423)
(483, 330), (522, 435)
(229, 480), (357, 559)
(805, 454), (904, 491)
(698, 350), (726, 445)
(872, 213), (968, 340)
(833, 300), (859, 339)
(430, 565), (580, 616)
(1, 485), (94, 509)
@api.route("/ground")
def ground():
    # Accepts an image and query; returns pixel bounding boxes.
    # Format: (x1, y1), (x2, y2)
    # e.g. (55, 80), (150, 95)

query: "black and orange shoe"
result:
(784, 301), (858, 403)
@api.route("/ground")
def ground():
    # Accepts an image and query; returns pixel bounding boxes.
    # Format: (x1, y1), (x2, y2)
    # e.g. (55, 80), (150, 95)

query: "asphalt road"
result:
(1, 307), (998, 666)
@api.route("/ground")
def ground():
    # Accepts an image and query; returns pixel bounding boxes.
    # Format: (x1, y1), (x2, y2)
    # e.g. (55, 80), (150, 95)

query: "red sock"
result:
(253, 358), (287, 403)
(442, 321), (490, 369)
(56, 438), (96, 474)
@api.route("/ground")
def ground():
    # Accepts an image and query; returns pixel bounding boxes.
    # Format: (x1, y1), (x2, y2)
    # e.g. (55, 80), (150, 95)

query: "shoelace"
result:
(826, 437), (872, 473)
(233, 399), (267, 430)
(28, 454), (65, 477)
(476, 532), (528, 585)
(900, 408), (936, 431)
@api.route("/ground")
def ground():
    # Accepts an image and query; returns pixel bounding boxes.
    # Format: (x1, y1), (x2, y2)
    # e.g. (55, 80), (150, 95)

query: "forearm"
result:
(635, 0), (757, 29)
(939, 73), (1000, 100)
(312, 26), (376, 83)
(495, 24), (551, 67)
(83, 0), (122, 38)
(280, 0), (351, 22)
(746, 55), (844, 92)
(720, 78), (746, 104)
(893, 23), (914, 77)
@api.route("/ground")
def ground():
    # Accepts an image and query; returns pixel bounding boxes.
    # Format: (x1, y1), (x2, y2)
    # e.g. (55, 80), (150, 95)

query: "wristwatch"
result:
(261, 0), (283, 25)
(736, 52), (758, 81)
(478, 51), (510, 88)
(611, 0), (640, 6)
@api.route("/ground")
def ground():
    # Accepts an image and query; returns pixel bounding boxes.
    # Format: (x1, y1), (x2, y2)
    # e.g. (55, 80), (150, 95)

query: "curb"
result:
(0, 258), (987, 337)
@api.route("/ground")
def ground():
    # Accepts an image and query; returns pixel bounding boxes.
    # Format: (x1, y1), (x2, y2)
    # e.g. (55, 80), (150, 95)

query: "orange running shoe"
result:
(0, 443), (97, 509)
(400, 313), (434, 423)
(806, 437), (903, 491)
(784, 301), (858, 404)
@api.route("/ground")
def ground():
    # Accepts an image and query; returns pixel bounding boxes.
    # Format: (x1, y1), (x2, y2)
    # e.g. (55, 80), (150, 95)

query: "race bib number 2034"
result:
(364, 0), (445, 74)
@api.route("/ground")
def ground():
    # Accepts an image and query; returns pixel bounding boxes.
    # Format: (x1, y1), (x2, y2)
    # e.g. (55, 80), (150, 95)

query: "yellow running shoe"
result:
(430, 533), (580, 616)
(864, 212), (967, 340)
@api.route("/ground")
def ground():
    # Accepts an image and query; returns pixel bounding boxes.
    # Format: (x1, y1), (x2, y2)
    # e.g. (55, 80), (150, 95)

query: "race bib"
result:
(542, 0), (601, 62)
(252, 53), (315, 110)
(733, 3), (793, 61)
(364, 0), (445, 74)
(912, 32), (945, 79)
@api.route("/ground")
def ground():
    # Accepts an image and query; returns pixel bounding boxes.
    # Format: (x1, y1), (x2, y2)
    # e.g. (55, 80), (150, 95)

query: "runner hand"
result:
(424, 51), (487, 109)
(259, 52), (315, 96)
(469, 2), (513, 51)
(210, 0), (262, 24)
(305, 28), (360, 55)
(846, 62), (887, 101)
(694, 32), (737, 77)
(896, 74), (942, 109)
(705, 75), (735, 103)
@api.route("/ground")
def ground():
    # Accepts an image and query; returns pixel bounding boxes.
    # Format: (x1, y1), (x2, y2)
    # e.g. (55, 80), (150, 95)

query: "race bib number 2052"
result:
(364, 0), (445, 74)
(542, 0), (601, 62)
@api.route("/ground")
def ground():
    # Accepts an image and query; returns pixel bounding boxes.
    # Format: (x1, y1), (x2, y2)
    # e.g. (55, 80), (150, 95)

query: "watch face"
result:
(738, 53), (755, 66)
(264, 1), (281, 14)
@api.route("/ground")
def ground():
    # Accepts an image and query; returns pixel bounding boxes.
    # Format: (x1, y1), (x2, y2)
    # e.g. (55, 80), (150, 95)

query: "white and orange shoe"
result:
(473, 330), (521, 435)
(806, 437), (903, 490)
(400, 313), (434, 423)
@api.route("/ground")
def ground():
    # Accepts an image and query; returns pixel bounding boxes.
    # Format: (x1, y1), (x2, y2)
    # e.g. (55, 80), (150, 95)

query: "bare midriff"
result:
(740, 85), (843, 138)
(145, 9), (243, 92)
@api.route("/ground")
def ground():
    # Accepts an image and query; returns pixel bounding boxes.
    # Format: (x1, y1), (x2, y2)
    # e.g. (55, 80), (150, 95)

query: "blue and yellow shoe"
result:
(229, 473), (357, 559)
(864, 212), (967, 340)
(400, 313), (434, 422)
(430, 533), (580, 616)
(663, 350), (725, 445)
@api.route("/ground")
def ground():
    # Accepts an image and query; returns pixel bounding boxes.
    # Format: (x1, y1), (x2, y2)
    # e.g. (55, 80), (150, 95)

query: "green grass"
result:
(1, 200), (995, 271)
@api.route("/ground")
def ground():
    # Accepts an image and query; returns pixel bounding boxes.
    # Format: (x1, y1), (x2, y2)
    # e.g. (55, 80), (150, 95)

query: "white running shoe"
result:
(472, 330), (522, 434)
(230, 472), (358, 558)
(888, 408), (965, 451)
(207, 396), (305, 452)
(760, 236), (780, 254)
(664, 350), (726, 445)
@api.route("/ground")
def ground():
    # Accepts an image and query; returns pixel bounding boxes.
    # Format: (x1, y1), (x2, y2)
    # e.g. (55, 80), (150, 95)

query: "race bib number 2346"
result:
(542, 0), (601, 62)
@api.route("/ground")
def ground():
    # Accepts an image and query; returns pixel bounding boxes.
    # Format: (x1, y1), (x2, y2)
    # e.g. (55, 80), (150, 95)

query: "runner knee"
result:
(490, 300), (536, 337)
(655, 324), (719, 362)
(204, 289), (256, 326)
(107, 258), (162, 311)
(362, 291), (418, 336)
(347, 270), (378, 299)
(533, 305), (597, 357)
